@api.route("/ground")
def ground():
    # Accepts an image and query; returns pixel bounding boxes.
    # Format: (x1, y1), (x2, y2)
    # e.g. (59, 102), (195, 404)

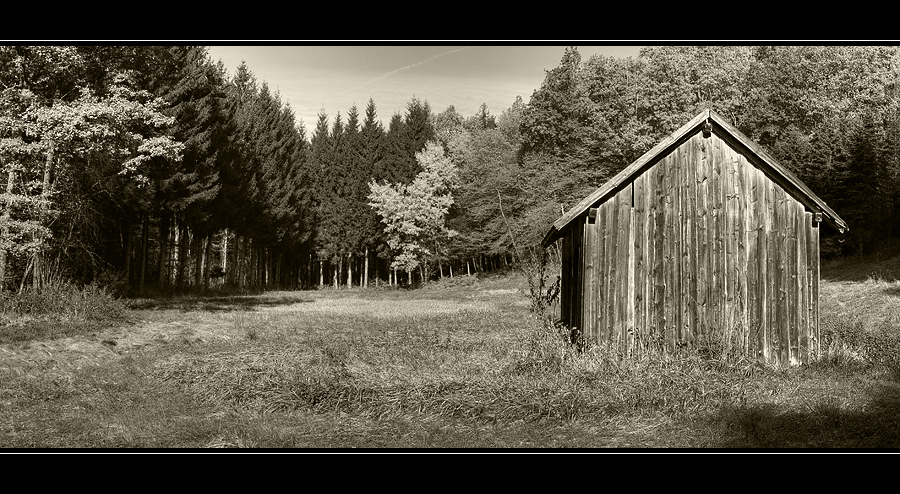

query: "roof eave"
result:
(541, 109), (849, 247)
(540, 109), (712, 247)
(708, 110), (849, 234)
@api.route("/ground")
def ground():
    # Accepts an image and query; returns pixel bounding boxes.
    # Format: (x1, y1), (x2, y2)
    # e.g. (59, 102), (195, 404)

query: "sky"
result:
(205, 44), (645, 132)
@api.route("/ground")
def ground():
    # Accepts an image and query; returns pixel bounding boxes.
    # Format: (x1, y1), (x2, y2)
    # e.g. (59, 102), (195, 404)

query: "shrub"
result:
(818, 313), (900, 377)
(524, 249), (560, 326)
(0, 279), (127, 325)
(94, 268), (128, 297)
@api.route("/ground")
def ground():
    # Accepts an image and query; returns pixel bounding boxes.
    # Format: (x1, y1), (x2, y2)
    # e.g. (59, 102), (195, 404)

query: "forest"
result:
(1, 45), (898, 295)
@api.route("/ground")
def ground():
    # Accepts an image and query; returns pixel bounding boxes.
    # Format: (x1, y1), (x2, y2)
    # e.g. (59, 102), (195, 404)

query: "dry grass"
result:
(3, 264), (900, 449)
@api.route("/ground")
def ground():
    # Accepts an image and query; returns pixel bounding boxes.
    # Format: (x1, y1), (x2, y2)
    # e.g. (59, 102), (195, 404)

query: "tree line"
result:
(514, 46), (900, 259)
(1, 45), (897, 294)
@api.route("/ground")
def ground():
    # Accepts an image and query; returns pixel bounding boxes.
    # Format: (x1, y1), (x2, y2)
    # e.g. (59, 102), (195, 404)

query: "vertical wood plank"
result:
(590, 210), (601, 345)
(747, 166), (761, 360)
(662, 154), (675, 351)
(635, 174), (647, 356)
(673, 146), (684, 348)
(597, 200), (608, 344)
(811, 219), (820, 359)
(617, 184), (632, 354)
(654, 159), (667, 350)
(561, 228), (569, 328)
(627, 197), (636, 356)
(671, 152), (681, 352)
(763, 172), (775, 364)
(774, 185), (789, 367)
(582, 214), (595, 345)
(569, 227), (576, 329)
(710, 136), (725, 346)
(567, 224), (580, 341)
(606, 196), (618, 346)
(738, 155), (750, 357)
(580, 217), (586, 340)
(575, 216), (585, 335)
(680, 141), (695, 346)
(787, 201), (800, 366)
(688, 135), (701, 345)
(646, 165), (659, 350)
(696, 134), (711, 342)
(799, 211), (810, 364)
(633, 172), (647, 357)
(724, 145), (739, 357)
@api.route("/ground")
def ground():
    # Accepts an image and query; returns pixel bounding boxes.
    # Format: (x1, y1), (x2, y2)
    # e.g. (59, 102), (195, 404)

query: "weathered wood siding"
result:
(562, 130), (821, 365)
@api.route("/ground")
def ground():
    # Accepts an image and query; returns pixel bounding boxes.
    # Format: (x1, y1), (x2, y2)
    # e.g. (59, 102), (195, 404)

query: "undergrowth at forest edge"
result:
(0, 281), (127, 343)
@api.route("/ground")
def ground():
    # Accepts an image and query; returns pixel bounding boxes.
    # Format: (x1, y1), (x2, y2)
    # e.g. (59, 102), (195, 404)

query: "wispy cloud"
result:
(357, 47), (469, 89)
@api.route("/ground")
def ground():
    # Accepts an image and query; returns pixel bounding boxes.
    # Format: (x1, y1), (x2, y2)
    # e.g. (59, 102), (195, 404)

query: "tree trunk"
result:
(0, 170), (16, 292)
(232, 234), (239, 288)
(193, 232), (203, 290)
(139, 213), (149, 294)
(123, 221), (132, 287)
(176, 222), (188, 291)
(249, 240), (257, 288)
(275, 252), (282, 288)
(33, 141), (55, 291)
(364, 247), (369, 289)
(236, 235), (244, 290)
(158, 214), (170, 289)
(261, 247), (267, 288)
(333, 257), (339, 289)
(347, 252), (352, 288)
(221, 229), (229, 277)
(203, 235), (212, 290)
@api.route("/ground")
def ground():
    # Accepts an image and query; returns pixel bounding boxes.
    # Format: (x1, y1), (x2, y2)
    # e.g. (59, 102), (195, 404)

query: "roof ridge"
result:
(541, 110), (847, 247)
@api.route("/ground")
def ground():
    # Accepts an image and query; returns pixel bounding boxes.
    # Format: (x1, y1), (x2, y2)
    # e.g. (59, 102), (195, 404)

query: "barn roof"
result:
(541, 109), (849, 247)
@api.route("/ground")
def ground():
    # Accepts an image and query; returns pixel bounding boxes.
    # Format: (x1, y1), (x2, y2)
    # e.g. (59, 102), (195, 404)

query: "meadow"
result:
(1, 258), (899, 449)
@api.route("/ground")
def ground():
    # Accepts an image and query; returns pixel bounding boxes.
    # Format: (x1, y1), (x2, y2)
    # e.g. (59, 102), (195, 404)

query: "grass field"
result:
(2, 260), (900, 449)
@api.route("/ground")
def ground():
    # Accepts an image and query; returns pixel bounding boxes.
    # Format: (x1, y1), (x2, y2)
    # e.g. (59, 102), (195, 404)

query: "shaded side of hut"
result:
(541, 110), (848, 366)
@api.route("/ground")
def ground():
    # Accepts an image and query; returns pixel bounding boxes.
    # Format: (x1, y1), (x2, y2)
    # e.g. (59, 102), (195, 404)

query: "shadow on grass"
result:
(126, 293), (315, 312)
(712, 381), (900, 448)
(821, 254), (900, 283)
(0, 319), (112, 345)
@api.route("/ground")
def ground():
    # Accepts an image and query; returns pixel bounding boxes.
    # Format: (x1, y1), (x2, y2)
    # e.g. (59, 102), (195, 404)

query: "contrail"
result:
(357, 47), (469, 88)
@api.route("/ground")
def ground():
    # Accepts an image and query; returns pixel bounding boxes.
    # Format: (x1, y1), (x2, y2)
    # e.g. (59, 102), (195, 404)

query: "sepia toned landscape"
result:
(1, 45), (899, 449)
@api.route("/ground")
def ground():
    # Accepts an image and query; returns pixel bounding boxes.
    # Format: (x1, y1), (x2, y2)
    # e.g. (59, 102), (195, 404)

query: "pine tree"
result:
(359, 99), (387, 286)
(148, 46), (230, 291)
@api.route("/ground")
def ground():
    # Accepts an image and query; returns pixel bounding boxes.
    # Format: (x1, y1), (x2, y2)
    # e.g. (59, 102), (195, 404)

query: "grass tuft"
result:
(0, 281), (128, 344)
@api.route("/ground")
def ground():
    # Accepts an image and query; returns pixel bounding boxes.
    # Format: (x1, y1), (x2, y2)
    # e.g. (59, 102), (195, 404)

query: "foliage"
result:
(3, 44), (900, 297)
(368, 140), (459, 273)
(0, 46), (185, 291)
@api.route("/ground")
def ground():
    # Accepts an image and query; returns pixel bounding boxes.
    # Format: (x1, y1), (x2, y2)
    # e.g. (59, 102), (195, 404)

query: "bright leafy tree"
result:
(368, 140), (458, 282)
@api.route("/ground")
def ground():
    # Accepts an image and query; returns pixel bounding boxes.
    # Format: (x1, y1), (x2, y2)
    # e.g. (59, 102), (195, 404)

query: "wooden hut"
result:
(541, 109), (848, 366)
